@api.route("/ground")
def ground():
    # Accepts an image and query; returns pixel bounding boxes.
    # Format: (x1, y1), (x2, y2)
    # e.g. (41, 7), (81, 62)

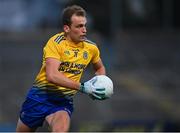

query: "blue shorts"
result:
(19, 87), (74, 128)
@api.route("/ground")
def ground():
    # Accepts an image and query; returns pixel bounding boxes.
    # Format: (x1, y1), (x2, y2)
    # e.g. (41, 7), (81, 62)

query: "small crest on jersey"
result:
(64, 50), (70, 55)
(83, 51), (88, 60)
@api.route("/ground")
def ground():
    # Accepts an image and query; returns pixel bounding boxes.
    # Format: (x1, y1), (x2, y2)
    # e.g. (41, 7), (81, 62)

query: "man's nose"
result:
(82, 27), (87, 33)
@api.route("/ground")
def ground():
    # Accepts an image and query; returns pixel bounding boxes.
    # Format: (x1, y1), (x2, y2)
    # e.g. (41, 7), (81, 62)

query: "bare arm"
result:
(93, 59), (106, 75)
(45, 58), (80, 90)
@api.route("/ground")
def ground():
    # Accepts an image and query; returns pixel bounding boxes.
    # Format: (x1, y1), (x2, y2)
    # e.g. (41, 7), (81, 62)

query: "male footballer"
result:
(16, 5), (106, 132)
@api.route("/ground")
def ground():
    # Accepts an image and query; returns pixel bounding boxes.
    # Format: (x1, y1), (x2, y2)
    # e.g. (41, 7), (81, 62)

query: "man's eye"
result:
(77, 25), (83, 28)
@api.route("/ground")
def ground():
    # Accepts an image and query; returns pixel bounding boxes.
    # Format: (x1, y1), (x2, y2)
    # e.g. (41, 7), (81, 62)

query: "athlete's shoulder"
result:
(83, 39), (100, 53)
(83, 38), (97, 46)
(50, 32), (66, 44)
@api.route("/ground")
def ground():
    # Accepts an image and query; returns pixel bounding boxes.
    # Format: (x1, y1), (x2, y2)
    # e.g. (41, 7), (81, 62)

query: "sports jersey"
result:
(32, 32), (100, 99)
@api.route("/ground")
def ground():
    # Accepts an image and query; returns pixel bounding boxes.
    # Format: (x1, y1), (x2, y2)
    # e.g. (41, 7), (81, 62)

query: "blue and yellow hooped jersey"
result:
(32, 32), (100, 99)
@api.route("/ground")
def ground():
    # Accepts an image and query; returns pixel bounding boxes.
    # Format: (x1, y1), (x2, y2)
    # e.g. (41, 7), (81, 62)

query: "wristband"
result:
(79, 83), (85, 92)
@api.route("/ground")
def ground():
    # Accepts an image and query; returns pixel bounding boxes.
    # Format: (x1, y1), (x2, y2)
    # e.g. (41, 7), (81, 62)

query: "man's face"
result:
(65, 14), (87, 43)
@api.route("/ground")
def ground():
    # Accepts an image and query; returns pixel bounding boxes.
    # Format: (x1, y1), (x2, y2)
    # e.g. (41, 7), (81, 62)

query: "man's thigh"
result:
(16, 118), (37, 132)
(46, 110), (70, 132)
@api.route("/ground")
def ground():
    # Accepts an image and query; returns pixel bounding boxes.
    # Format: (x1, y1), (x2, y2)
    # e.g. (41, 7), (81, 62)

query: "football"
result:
(93, 75), (113, 98)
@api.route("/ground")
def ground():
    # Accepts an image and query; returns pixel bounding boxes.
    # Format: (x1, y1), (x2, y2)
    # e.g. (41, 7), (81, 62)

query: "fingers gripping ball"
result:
(80, 75), (114, 100)
(92, 75), (113, 98)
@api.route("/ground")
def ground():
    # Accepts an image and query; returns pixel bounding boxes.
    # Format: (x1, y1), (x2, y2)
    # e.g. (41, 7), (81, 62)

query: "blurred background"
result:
(0, 0), (180, 132)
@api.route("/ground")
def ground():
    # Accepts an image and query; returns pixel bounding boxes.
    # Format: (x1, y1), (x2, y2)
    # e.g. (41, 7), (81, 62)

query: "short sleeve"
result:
(43, 38), (61, 60)
(91, 45), (100, 63)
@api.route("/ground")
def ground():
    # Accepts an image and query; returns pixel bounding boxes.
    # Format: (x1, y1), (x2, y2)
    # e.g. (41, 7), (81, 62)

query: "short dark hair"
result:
(62, 5), (86, 26)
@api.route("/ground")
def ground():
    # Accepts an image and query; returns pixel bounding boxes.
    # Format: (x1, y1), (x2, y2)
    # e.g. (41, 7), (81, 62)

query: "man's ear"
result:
(63, 25), (70, 33)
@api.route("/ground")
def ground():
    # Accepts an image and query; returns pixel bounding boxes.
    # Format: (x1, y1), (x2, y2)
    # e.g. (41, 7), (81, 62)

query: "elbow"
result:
(46, 73), (55, 83)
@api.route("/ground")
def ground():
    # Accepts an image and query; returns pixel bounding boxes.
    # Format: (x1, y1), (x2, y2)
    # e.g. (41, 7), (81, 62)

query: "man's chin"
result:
(80, 39), (86, 42)
(80, 37), (86, 41)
